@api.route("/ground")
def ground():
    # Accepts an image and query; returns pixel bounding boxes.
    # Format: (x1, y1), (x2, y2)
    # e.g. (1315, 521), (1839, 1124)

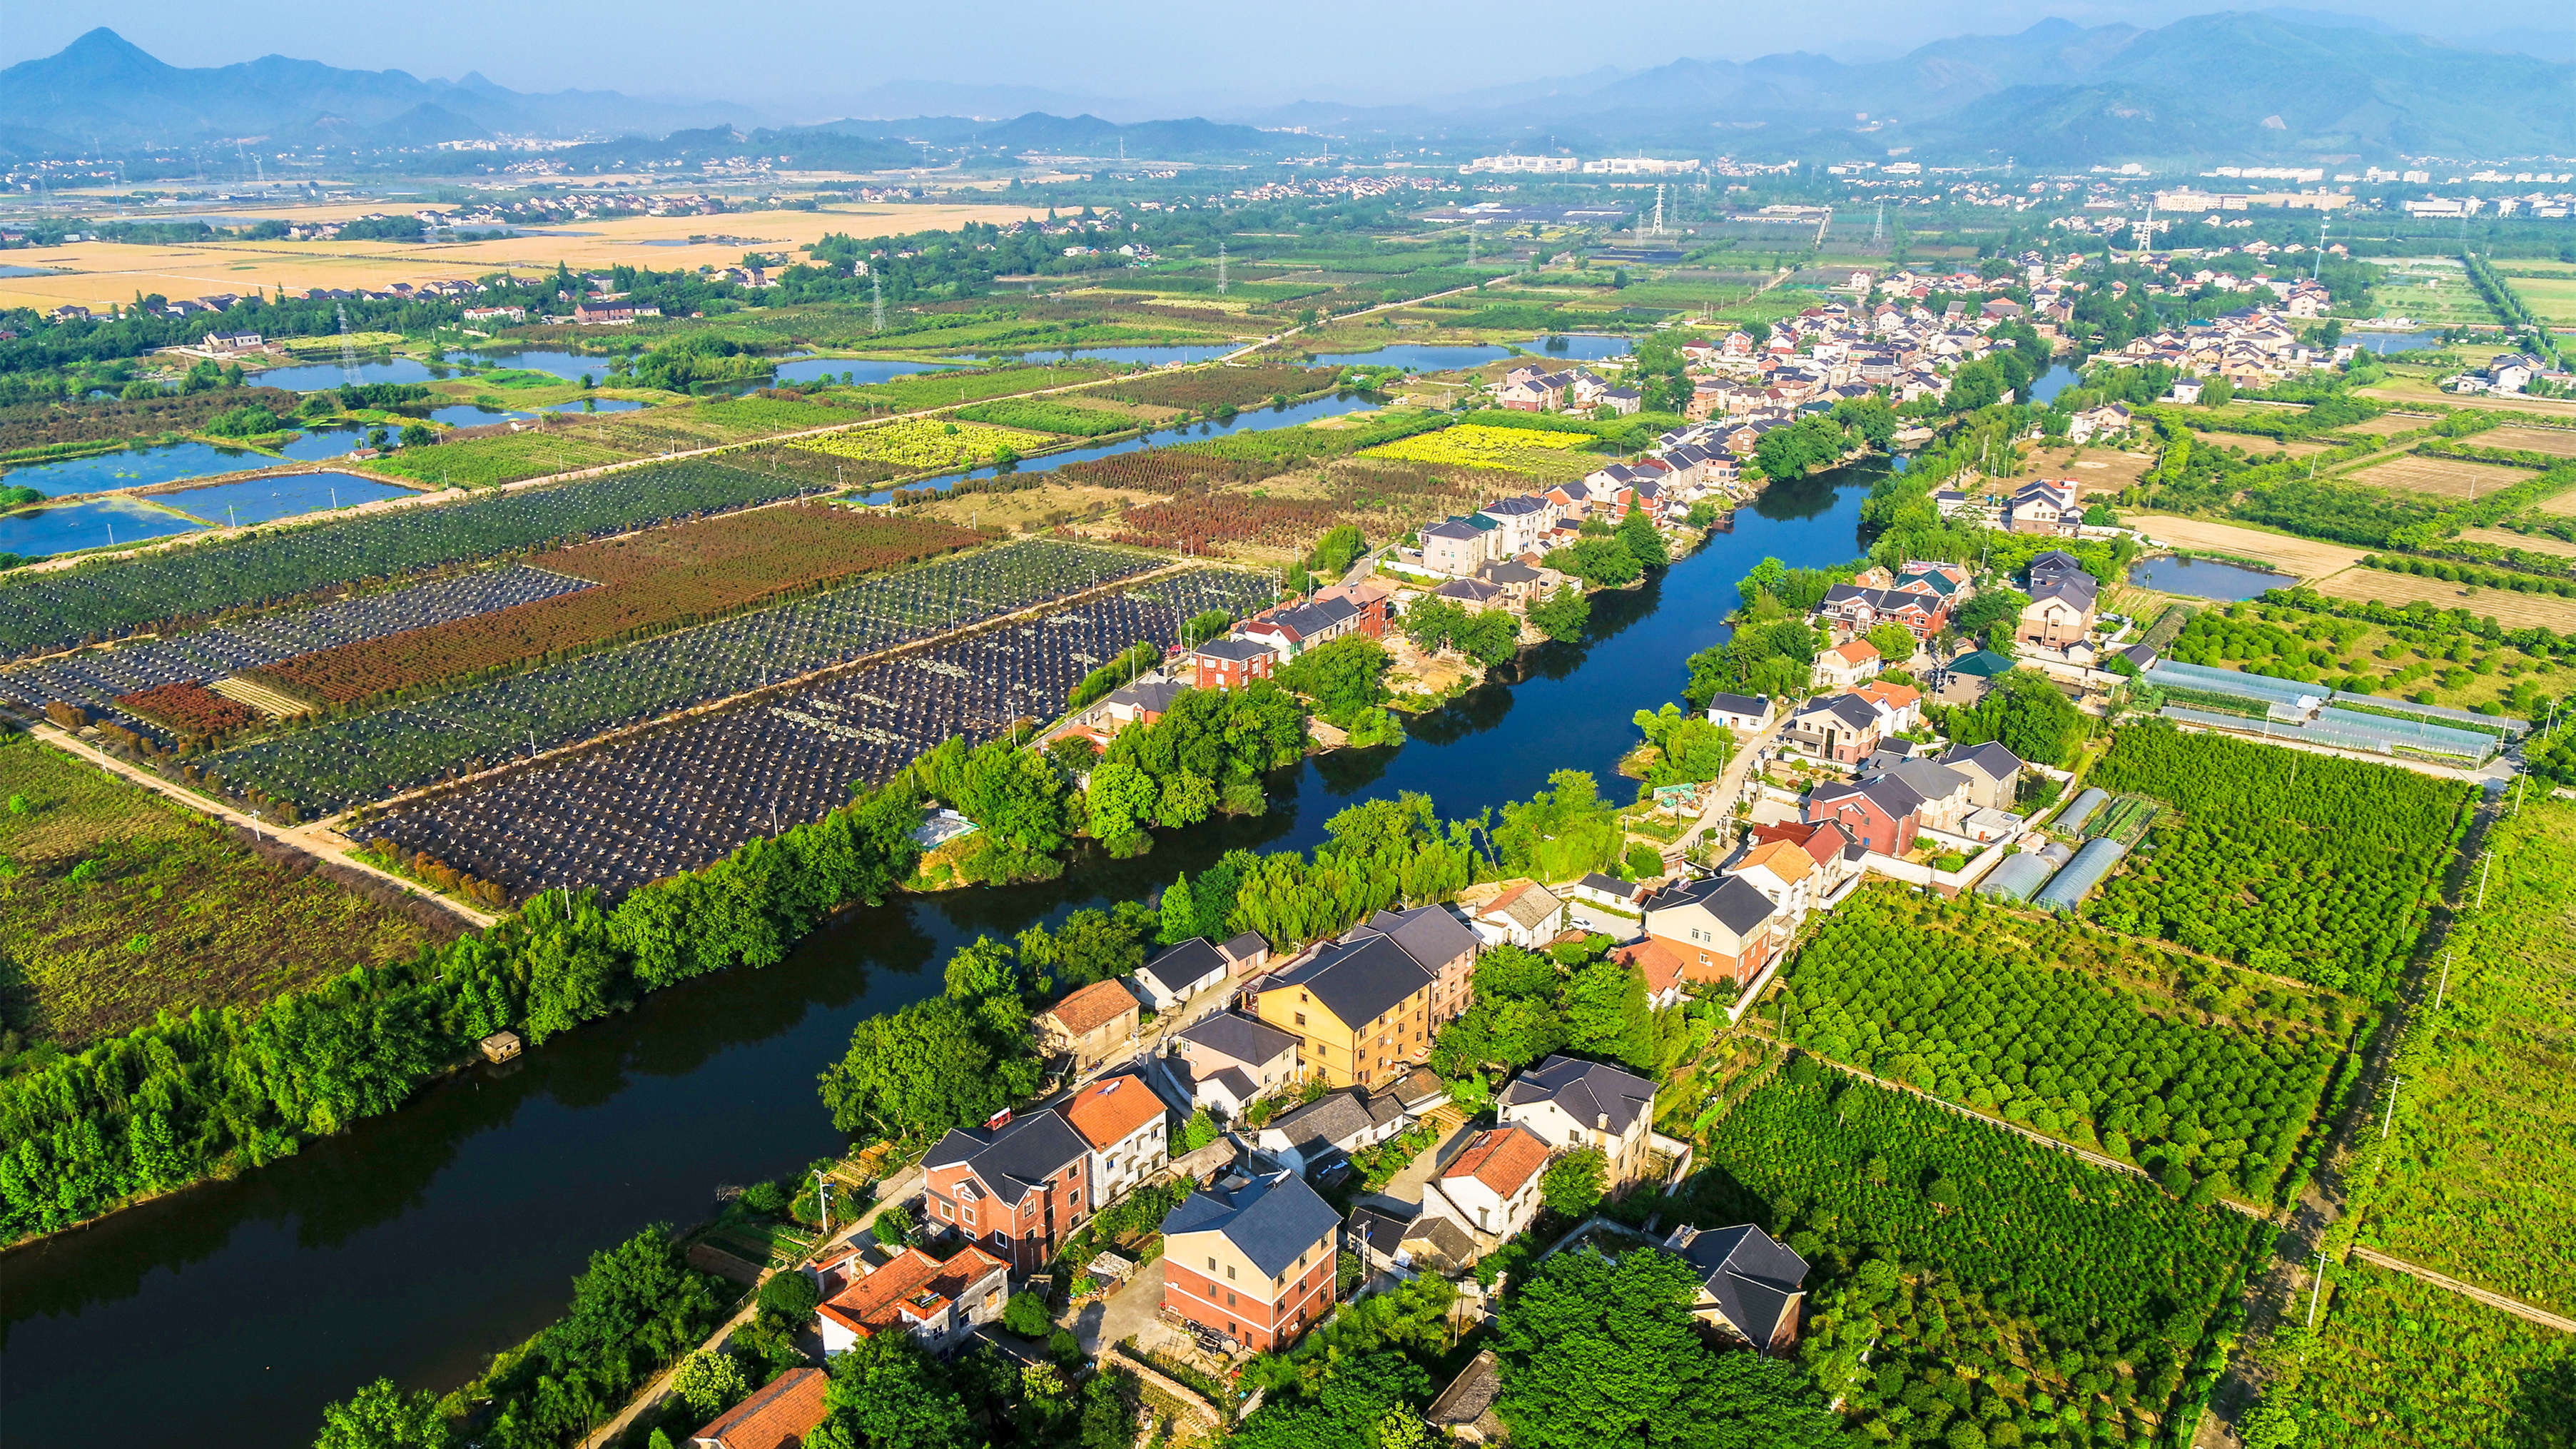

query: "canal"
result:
(0, 461), (1886, 1449)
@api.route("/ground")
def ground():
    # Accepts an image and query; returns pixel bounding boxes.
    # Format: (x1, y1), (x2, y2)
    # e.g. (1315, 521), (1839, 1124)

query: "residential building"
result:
(1864, 756), (1974, 832)
(2067, 402), (2133, 443)
(1466, 879), (1568, 949)
(1243, 595), (1362, 659)
(1188, 637), (1276, 691)
(689, 1366), (830, 1449)
(1817, 584), (1944, 639)
(573, 298), (660, 323)
(1570, 872), (1649, 912)
(1703, 692), (1774, 734)
(1065, 1073), (1170, 1205)
(1419, 518), (1491, 576)
(1937, 742), (2024, 812)
(1032, 979), (1140, 1071)
(1498, 1055), (1657, 1188)
(1133, 934), (1265, 1011)
(1852, 678), (1924, 734)
(1312, 579), (1396, 637)
(1090, 678), (1187, 739)
(2019, 572), (2099, 648)
(1476, 495), (1554, 556)
(1811, 639), (1882, 690)
(1349, 904), (1484, 1025)
(1349, 1203), (1479, 1278)
(923, 1109), (1094, 1271)
(1249, 934), (1438, 1089)
(1785, 692), (1884, 764)
(1172, 1012), (1301, 1117)
(1723, 838), (1818, 932)
(1639, 874), (1778, 987)
(2008, 480), (2081, 537)
(1663, 1223), (1810, 1355)
(1254, 1084), (1415, 1176)
(1927, 648), (2015, 706)
(813, 1243), (1010, 1355)
(1160, 1170), (1342, 1350)
(1802, 775), (1925, 857)
(1421, 1125), (1551, 1246)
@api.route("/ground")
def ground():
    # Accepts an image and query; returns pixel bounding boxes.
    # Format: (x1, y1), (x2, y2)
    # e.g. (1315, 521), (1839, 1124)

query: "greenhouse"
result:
(2033, 837), (2129, 914)
(2143, 660), (2323, 712)
(2159, 705), (2493, 764)
(1976, 851), (2054, 904)
(2056, 787), (2109, 834)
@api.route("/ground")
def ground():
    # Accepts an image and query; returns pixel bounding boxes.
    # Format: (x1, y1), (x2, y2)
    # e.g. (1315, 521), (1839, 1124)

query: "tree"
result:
(1560, 960), (1655, 1071)
(1454, 608), (1522, 667)
(1528, 587), (1591, 642)
(1276, 635), (1394, 719)
(873, 1203), (914, 1246)
(1865, 622), (1918, 667)
(760, 1267), (822, 1320)
(1949, 668), (2086, 767)
(1832, 394), (1900, 451)
(812, 1333), (973, 1449)
(1616, 509), (1669, 570)
(1541, 1148), (1608, 1219)
(1309, 525), (1368, 578)
(1553, 536), (1641, 588)
(1953, 587), (2029, 647)
(672, 1350), (751, 1418)
(1084, 760), (1159, 845)
(1631, 702), (1734, 786)
(1947, 359), (2005, 413)
(1004, 1290), (1053, 1338)
(314, 1378), (450, 1449)
(1404, 596), (1470, 653)
(1182, 1108), (1220, 1151)
(820, 995), (1031, 1140)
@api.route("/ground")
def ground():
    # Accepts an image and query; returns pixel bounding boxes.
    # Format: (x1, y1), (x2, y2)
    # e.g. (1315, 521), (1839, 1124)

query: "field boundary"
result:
(2347, 1246), (2576, 1334)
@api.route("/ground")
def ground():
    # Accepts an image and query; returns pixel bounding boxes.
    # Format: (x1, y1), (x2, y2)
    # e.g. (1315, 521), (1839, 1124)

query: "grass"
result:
(2265, 1261), (2575, 1449)
(2362, 797), (2576, 1310)
(370, 429), (637, 488)
(0, 732), (452, 1052)
(2313, 565), (2576, 632)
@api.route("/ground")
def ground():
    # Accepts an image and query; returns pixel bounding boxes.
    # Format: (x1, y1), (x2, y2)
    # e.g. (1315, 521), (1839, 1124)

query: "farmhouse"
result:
(1188, 637), (1277, 691)
(1172, 1011), (1302, 1117)
(1419, 1124), (1551, 1248)
(689, 1366), (831, 1449)
(1032, 979), (1140, 1071)
(1132, 933), (1267, 1011)
(1160, 1169), (1342, 1351)
(1249, 934), (1438, 1089)
(1347, 903), (1484, 1027)
(1703, 692), (1774, 733)
(1498, 1054), (1658, 1189)
(1811, 638), (1882, 690)
(1065, 1073), (1170, 1204)
(923, 1109), (1094, 1272)
(1937, 742), (2024, 812)
(1663, 1223), (1810, 1354)
(1802, 775), (1925, 857)
(2018, 571), (2099, 648)
(1638, 874), (1779, 987)
(1785, 692), (1884, 764)
(813, 1243), (1010, 1355)
(1464, 878), (1568, 949)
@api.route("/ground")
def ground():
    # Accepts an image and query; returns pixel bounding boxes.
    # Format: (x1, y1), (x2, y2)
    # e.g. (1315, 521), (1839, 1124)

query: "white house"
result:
(1703, 692), (1773, 734)
(1064, 1073), (1170, 1204)
(1419, 1124), (1550, 1247)
(1132, 934), (1267, 1011)
(814, 1243), (1010, 1356)
(1464, 879), (1568, 949)
(1497, 1055), (1658, 1189)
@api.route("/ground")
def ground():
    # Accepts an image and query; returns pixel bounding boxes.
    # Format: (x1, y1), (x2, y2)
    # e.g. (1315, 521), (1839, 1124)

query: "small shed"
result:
(478, 1031), (523, 1064)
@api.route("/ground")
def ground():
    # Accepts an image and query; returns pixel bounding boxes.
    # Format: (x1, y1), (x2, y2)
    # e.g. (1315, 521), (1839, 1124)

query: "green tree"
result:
(873, 1203), (914, 1247)
(811, 1333), (973, 1449)
(313, 1378), (450, 1449)
(1616, 509), (1669, 570)
(1541, 1148), (1608, 1219)
(1947, 360), (2004, 413)
(1182, 1108), (1221, 1151)
(1004, 1290), (1053, 1338)
(1631, 702), (1734, 786)
(1276, 635), (1394, 719)
(1309, 525), (1369, 578)
(1865, 622), (1918, 667)
(820, 996), (1032, 1140)
(1949, 668), (2086, 767)
(1084, 760), (1159, 845)
(1560, 960), (1655, 1071)
(1553, 536), (1641, 589)
(672, 1349), (751, 1418)
(1953, 587), (2029, 647)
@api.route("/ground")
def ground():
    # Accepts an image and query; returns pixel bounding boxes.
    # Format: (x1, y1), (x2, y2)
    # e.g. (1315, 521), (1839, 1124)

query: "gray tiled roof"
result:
(1937, 741), (2023, 782)
(1138, 938), (1228, 999)
(1354, 904), (1480, 974)
(924, 1109), (1089, 1203)
(1501, 1054), (1655, 1136)
(1160, 1170), (1342, 1277)
(1650, 874), (1775, 936)
(1676, 1223), (1809, 1343)
(1269, 934), (1435, 1028)
(1175, 1011), (1299, 1067)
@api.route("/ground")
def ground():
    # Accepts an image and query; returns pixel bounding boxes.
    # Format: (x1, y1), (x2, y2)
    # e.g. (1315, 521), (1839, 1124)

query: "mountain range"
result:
(2, 15), (2569, 169)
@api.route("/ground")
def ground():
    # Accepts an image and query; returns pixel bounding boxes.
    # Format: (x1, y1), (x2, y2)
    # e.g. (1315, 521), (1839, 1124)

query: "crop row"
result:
(0, 458), (831, 658)
(1110, 461), (1484, 555)
(2086, 722), (2469, 999)
(797, 418), (1050, 473)
(245, 507), (978, 706)
(950, 398), (1138, 437)
(1359, 421), (1594, 475)
(200, 539), (1175, 812)
(111, 680), (260, 738)
(354, 567), (1275, 898)
(1782, 889), (2345, 1202)
(1084, 364), (1332, 412)
(0, 565), (594, 739)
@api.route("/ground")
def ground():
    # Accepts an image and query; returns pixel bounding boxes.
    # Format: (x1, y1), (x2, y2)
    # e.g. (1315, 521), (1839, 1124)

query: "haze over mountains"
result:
(3, 14), (2569, 169)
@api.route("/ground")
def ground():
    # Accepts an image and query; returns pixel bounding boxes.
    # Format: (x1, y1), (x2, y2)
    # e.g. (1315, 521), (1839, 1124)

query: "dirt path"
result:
(2348, 1246), (2576, 1334)
(28, 720), (497, 929)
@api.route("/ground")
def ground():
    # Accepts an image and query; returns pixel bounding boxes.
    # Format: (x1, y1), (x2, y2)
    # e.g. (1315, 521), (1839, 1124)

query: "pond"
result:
(2029, 363), (2081, 405)
(156, 473), (416, 528)
(2347, 330), (2443, 355)
(850, 391), (1384, 503)
(1, 440), (286, 494)
(0, 495), (204, 555)
(960, 344), (1242, 365)
(2129, 555), (2293, 601)
(0, 460), (1886, 1448)
(422, 398), (647, 428)
(447, 350), (617, 383)
(253, 358), (440, 392)
(771, 356), (963, 387)
(1310, 343), (1508, 372)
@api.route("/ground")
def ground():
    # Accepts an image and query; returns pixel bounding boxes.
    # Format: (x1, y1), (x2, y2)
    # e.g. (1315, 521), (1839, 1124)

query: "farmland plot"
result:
(355, 567), (1273, 897)
(202, 539), (1177, 812)
(2343, 454), (2535, 500)
(0, 458), (828, 659)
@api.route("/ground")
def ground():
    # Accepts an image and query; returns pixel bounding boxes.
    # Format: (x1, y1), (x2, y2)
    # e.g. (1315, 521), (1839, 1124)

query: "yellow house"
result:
(1249, 936), (1437, 1089)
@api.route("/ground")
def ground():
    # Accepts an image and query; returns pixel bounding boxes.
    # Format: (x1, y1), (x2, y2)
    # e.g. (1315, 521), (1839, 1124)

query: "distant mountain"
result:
(0, 27), (739, 151)
(963, 113), (1291, 160)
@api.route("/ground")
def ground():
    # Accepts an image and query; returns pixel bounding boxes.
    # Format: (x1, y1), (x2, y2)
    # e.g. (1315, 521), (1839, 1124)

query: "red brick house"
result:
(1802, 776), (1925, 857)
(1638, 874), (1778, 988)
(1160, 1169), (1342, 1351)
(923, 1108), (1093, 1272)
(1189, 637), (1276, 691)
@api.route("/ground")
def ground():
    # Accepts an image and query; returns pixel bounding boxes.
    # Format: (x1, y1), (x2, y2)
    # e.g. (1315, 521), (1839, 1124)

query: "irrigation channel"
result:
(0, 457), (1891, 1449)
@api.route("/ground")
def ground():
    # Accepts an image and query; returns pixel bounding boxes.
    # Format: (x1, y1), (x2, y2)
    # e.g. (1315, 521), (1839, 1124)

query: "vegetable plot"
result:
(1781, 889), (2347, 1203)
(1359, 422), (1595, 476)
(2086, 722), (2468, 999)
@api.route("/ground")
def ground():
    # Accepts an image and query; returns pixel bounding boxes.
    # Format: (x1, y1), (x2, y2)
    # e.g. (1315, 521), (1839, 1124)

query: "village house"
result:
(1312, 579), (1397, 637)
(1032, 979), (1140, 1071)
(2008, 479), (2082, 537)
(1817, 584), (1944, 640)
(1347, 904), (1484, 1028)
(923, 1108), (1095, 1272)
(1434, 577), (1508, 612)
(1663, 1223), (1810, 1355)
(1811, 639), (1882, 690)
(813, 1243), (1010, 1356)
(1419, 518), (1492, 576)
(2018, 568), (2099, 649)
(1348, 1204), (1480, 1279)
(1132, 933), (1268, 1012)
(1851, 678), (1924, 734)
(1242, 595), (1362, 660)
(1928, 647), (2016, 705)
(572, 297), (660, 324)
(1254, 1080), (1420, 1176)
(1638, 874), (1779, 987)
(1802, 775), (1925, 857)
(1249, 934), (1438, 1089)
(1937, 742), (2024, 812)
(1420, 1124), (1552, 1247)
(1498, 1055), (1658, 1190)
(1862, 755), (1976, 833)
(689, 1366), (831, 1449)
(1703, 692), (1774, 734)
(1570, 872), (1650, 912)
(1160, 1169), (1342, 1351)
(1064, 1073), (1170, 1206)
(1785, 692), (1885, 764)
(2067, 402), (2133, 444)
(1463, 878), (1568, 949)
(1172, 1012), (1301, 1118)
(1091, 678), (1187, 737)
(1744, 819), (1864, 898)
(1723, 837), (1821, 934)
(1476, 495), (1555, 556)
(1187, 637), (1277, 691)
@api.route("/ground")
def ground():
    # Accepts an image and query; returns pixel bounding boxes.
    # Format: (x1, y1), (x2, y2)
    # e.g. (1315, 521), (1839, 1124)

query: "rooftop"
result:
(1043, 979), (1141, 1037)
(1160, 1169), (1342, 1278)
(1444, 1124), (1551, 1196)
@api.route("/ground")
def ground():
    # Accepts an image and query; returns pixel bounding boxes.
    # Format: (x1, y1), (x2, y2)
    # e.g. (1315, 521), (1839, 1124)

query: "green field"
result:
(2363, 796), (2576, 1311)
(0, 732), (452, 1054)
(2256, 1261), (2574, 1449)
(2502, 273), (2576, 326)
(2372, 258), (2505, 328)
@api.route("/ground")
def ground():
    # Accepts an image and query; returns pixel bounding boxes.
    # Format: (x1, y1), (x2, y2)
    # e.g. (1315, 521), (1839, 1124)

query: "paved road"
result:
(1674, 717), (1789, 860)
(1070, 1255), (1170, 1356)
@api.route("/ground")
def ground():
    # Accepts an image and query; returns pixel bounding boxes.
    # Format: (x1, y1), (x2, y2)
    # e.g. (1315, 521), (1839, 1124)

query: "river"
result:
(0, 460), (1885, 1449)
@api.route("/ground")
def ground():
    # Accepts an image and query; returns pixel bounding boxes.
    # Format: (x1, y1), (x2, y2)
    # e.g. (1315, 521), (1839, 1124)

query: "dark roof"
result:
(1944, 648), (2016, 678)
(1704, 691), (1770, 717)
(1220, 930), (1270, 961)
(1347, 1203), (1414, 1258)
(1194, 637), (1274, 663)
(1675, 1223), (1809, 1342)
(1650, 874), (1775, 936)
(1160, 1169), (1342, 1277)
(1479, 560), (1543, 585)
(1479, 495), (1548, 519)
(1268, 934), (1434, 1028)
(1265, 1086), (1408, 1156)
(1138, 938), (1229, 997)
(1104, 679), (1187, 715)
(1501, 1054), (1656, 1136)
(1937, 741), (2024, 782)
(1812, 774), (1927, 821)
(1820, 584), (1934, 615)
(924, 1109), (1090, 1203)
(1175, 1011), (1299, 1066)
(1576, 872), (1639, 899)
(1354, 904), (1480, 974)
(1436, 578), (1504, 602)
(1869, 757), (1972, 802)
(2028, 575), (2098, 610)
(1421, 519), (1482, 541)
(1263, 596), (1359, 639)
(1793, 693), (1881, 733)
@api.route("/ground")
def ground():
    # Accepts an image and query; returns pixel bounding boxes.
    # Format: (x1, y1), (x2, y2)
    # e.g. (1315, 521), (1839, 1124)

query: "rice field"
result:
(2477, 425), (2576, 458)
(2341, 454), (2535, 500)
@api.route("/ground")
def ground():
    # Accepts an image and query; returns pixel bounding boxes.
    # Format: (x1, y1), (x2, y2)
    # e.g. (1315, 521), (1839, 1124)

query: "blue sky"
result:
(6, 2), (2566, 118)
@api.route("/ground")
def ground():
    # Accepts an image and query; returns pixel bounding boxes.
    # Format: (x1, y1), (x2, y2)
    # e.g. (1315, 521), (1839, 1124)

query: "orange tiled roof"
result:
(691, 1366), (828, 1449)
(1045, 979), (1138, 1036)
(1826, 639), (1879, 666)
(1731, 839), (1815, 884)
(818, 1244), (1007, 1338)
(1065, 1073), (1166, 1148)
(1444, 1125), (1551, 1196)
(1616, 937), (1688, 999)
(1855, 680), (1922, 709)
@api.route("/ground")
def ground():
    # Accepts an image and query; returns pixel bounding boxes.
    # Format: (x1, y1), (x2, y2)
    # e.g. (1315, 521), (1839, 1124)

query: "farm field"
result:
(244, 506), (978, 707)
(798, 417), (1055, 473)
(2125, 514), (2364, 580)
(2372, 258), (2503, 328)
(2002, 443), (2160, 495)
(1109, 459), (1484, 559)
(2460, 525), (2576, 556)
(0, 732), (454, 1049)
(1690, 1069), (2263, 1447)
(2340, 453), (2536, 500)
(1082, 363), (1334, 413)
(2473, 424), (2576, 457)
(2085, 722), (2469, 999)
(2155, 594), (2563, 718)
(1778, 889), (2351, 1203)
(950, 397), (1138, 436)
(2312, 565), (2576, 631)
(1359, 421), (1595, 476)
(361, 428), (636, 489)
(2263, 1261), (2574, 1449)
(0, 457), (829, 660)
(2361, 375), (2576, 421)
(2361, 797), (2576, 1311)
(355, 566), (1272, 898)
(909, 479), (1135, 533)
(0, 565), (592, 742)
(200, 537), (1175, 813)
(2501, 272), (2576, 325)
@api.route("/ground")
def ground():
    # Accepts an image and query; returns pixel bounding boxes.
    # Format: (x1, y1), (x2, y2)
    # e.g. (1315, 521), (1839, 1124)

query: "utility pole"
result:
(2433, 951), (2453, 1011)
(1216, 241), (1228, 296)
(2306, 1251), (2328, 1328)
(2475, 852), (2491, 911)
(2380, 1077), (2401, 1141)
(813, 1169), (832, 1240)
(871, 272), (885, 334)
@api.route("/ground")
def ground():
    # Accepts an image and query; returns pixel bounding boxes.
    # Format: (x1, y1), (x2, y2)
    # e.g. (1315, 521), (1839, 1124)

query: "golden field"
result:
(2126, 513), (2364, 580)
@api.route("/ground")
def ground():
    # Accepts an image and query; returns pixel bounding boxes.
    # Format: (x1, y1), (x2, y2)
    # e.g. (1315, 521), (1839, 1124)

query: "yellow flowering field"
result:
(1359, 423), (1596, 476)
(800, 418), (1053, 473)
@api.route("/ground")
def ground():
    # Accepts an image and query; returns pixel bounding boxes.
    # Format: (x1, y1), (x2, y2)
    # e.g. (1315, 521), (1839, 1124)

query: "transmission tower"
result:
(871, 271), (885, 333)
(1466, 226), (1476, 266)
(1217, 241), (1228, 296)
(1651, 184), (1665, 237)
(335, 303), (362, 388)
(1870, 202), (1886, 251)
